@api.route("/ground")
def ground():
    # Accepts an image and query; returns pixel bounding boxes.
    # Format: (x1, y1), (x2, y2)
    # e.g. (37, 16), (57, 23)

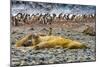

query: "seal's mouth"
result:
(22, 40), (33, 47)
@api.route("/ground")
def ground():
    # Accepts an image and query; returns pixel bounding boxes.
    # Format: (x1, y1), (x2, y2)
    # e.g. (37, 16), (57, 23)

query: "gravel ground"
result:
(11, 25), (96, 66)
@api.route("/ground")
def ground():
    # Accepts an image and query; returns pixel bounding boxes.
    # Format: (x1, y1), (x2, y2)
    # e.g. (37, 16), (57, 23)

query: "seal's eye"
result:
(32, 34), (39, 39)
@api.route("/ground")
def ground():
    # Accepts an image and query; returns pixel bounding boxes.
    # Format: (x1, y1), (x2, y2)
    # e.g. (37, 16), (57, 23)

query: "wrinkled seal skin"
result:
(15, 34), (87, 49)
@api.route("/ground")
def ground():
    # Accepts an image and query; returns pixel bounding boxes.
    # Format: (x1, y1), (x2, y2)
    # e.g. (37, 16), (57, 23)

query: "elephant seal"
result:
(15, 34), (88, 49)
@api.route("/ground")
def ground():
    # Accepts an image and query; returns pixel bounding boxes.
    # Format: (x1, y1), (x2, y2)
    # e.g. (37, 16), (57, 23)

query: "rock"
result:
(29, 27), (34, 30)
(82, 25), (96, 36)
(11, 57), (21, 66)
(20, 60), (26, 66)
(12, 30), (17, 34)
